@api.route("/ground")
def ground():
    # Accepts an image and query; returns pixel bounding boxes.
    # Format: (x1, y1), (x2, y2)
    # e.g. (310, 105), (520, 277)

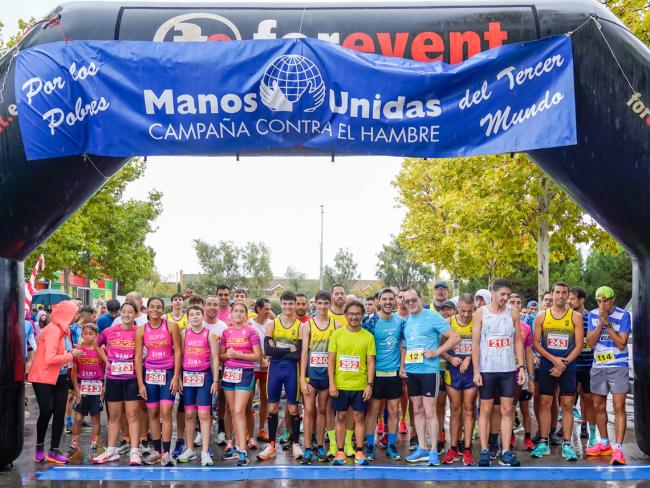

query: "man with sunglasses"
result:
(584, 286), (631, 465)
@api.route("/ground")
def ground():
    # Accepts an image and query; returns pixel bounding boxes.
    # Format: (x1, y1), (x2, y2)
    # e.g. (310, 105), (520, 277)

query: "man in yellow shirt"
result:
(166, 293), (188, 331)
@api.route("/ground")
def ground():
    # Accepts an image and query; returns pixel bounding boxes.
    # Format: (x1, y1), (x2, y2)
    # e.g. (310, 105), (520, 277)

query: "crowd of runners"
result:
(26, 279), (632, 469)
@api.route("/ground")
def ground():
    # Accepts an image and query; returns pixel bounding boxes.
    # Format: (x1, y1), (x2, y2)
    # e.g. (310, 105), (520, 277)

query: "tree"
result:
(133, 269), (178, 299)
(285, 266), (306, 292)
(193, 239), (243, 290)
(609, 0), (649, 47)
(241, 241), (273, 297)
(376, 237), (434, 290)
(323, 248), (360, 291)
(25, 158), (162, 293)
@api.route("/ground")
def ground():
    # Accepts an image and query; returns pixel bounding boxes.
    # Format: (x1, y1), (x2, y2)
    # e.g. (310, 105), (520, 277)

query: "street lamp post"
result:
(319, 205), (324, 290)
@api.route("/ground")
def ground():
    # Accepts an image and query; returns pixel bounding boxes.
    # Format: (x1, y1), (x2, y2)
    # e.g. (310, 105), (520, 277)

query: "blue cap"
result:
(434, 281), (449, 289)
(441, 300), (457, 309)
(527, 300), (539, 308)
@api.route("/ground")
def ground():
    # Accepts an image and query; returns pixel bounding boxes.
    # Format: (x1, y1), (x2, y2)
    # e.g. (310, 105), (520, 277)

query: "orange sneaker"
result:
(256, 444), (276, 461)
(611, 449), (626, 465)
(355, 451), (370, 466)
(585, 442), (613, 456)
(257, 430), (269, 442)
(399, 421), (408, 435)
(332, 451), (347, 466)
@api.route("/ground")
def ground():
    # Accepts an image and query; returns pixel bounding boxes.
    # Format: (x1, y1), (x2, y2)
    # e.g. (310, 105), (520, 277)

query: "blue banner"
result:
(15, 36), (576, 160)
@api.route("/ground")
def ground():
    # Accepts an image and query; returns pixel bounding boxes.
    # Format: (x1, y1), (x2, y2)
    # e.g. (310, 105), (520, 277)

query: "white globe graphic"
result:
(260, 55), (325, 112)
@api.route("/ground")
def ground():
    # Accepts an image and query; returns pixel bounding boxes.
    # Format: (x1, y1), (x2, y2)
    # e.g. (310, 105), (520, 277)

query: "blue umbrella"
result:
(31, 289), (72, 306)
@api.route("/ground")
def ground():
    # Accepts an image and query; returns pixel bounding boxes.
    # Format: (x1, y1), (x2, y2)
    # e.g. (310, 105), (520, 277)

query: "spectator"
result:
(97, 299), (120, 334)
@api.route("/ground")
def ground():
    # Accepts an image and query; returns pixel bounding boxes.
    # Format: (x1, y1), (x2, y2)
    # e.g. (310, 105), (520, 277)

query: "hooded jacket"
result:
(28, 300), (77, 385)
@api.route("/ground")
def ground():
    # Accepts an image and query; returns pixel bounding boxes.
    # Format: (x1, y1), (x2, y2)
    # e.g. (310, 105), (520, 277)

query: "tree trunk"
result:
(63, 268), (70, 295)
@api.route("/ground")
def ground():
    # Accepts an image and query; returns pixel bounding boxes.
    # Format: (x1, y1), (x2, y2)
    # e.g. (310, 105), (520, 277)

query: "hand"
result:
(528, 378), (535, 394)
(70, 348), (84, 358)
(138, 383), (147, 401)
(362, 385), (372, 401)
(517, 368), (526, 385)
(473, 373), (483, 387)
(289, 345), (297, 353)
(329, 384), (339, 398)
(74, 389), (81, 404)
(549, 367), (562, 377)
(226, 348), (238, 359)
(262, 358), (269, 368)
(170, 374), (180, 395)
(423, 349), (438, 359)
(210, 381), (219, 395)
(301, 380), (313, 397)
(551, 357), (565, 371)
(399, 367), (407, 379)
(448, 357), (462, 368)
(460, 357), (471, 374)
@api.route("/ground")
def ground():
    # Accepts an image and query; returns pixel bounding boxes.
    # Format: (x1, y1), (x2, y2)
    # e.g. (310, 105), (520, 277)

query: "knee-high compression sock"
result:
(268, 413), (279, 445)
(218, 418), (225, 434)
(290, 415), (301, 444)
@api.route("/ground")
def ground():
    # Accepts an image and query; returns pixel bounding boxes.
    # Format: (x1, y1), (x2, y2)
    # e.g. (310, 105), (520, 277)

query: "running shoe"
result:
(399, 420), (408, 435)
(140, 443), (153, 456)
(257, 430), (269, 442)
(532, 432), (541, 444)
(64, 424), (72, 435)
(488, 443), (499, 460)
(387, 444), (401, 460)
(65, 444), (80, 461)
(194, 431), (202, 446)
(172, 439), (185, 458)
(216, 432), (227, 445)
(510, 433), (516, 450)
(301, 448), (314, 464)
(256, 444), (277, 461)
(292, 443), (304, 460)
(573, 408), (582, 421)
(316, 446), (328, 462)
(611, 448), (626, 465)
(405, 446), (429, 463)
(550, 432), (562, 445)
(478, 449), (490, 467)
(587, 437), (599, 449)
(89, 445), (98, 457)
(580, 423), (588, 439)
(129, 449), (142, 466)
(143, 450), (161, 465)
(236, 450), (250, 466)
(118, 440), (131, 455)
(379, 434), (388, 449)
(92, 447), (120, 464)
(561, 443), (578, 461)
(585, 442), (613, 456)
(248, 437), (258, 450)
(524, 437), (535, 451)
(279, 430), (291, 445)
(46, 449), (69, 464)
(355, 451), (370, 465)
(377, 421), (385, 435)
(225, 440), (235, 454)
(366, 445), (375, 461)
(222, 447), (239, 461)
(332, 451), (346, 466)
(177, 447), (197, 463)
(161, 452), (175, 467)
(428, 450), (440, 466)
(499, 450), (520, 467)
(442, 448), (459, 464)
(408, 434), (418, 451)
(531, 441), (550, 458)
(201, 451), (214, 466)
(463, 449), (475, 466)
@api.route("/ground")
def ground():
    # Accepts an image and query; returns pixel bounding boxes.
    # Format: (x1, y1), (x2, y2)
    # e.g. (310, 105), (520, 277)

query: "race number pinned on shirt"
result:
(183, 371), (205, 387)
(309, 351), (329, 367)
(339, 355), (360, 372)
(487, 336), (511, 349)
(595, 351), (616, 364)
(582, 339), (592, 352)
(547, 333), (569, 350)
(405, 349), (424, 364)
(455, 339), (472, 356)
(79, 380), (103, 395)
(145, 369), (166, 386)
(111, 361), (134, 376)
(223, 367), (243, 384)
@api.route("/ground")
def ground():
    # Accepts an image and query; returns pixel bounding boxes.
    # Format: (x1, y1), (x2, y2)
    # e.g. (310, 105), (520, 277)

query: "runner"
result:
(216, 285), (233, 326)
(363, 288), (403, 461)
(92, 301), (142, 465)
(112, 292), (148, 327)
(436, 299), (456, 452)
(474, 290), (491, 310)
(569, 286), (597, 447)
(396, 289), (415, 444)
(296, 293), (311, 324)
(431, 281), (450, 312)
(177, 305), (220, 466)
(328, 300), (375, 466)
(441, 293), (477, 466)
(400, 288), (459, 466)
(585, 286), (631, 465)
(220, 302), (262, 467)
(258, 291), (304, 461)
(300, 290), (338, 463)
(67, 323), (108, 460)
(472, 279), (526, 467)
(135, 297), (182, 466)
(166, 293), (188, 331)
(531, 282), (583, 461)
(250, 298), (273, 445)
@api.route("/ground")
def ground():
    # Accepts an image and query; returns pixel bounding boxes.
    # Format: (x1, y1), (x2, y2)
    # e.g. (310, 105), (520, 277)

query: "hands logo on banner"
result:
(260, 55), (325, 113)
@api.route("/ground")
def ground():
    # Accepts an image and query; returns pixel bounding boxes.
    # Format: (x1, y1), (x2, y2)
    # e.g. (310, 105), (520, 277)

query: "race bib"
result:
(183, 371), (205, 387)
(223, 367), (243, 384)
(405, 349), (424, 364)
(309, 351), (329, 367)
(79, 380), (103, 395)
(595, 352), (616, 364)
(487, 336), (510, 349)
(145, 369), (166, 386)
(582, 339), (592, 352)
(110, 361), (134, 376)
(338, 355), (360, 372)
(454, 339), (472, 356)
(547, 333), (569, 350)
(376, 370), (397, 377)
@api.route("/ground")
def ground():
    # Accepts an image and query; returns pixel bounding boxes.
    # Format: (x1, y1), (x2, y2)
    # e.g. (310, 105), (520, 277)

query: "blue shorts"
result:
(222, 367), (255, 392)
(144, 367), (176, 407)
(306, 376), (329, 391)
(445, 364), (476, 391)
(75, 394), (103, 417)
(332, 390), (367, 412)
(538, 364), (576, 396)
(267, 360), (300, 405)
(182, 368), (213, 411)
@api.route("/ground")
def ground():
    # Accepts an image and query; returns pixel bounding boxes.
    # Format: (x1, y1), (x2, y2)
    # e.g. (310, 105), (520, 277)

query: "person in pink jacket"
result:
(28, 300), (83, 464)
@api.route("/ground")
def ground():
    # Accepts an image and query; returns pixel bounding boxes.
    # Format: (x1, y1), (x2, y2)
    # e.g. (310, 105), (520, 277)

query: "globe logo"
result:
(260, 55), (326, 113)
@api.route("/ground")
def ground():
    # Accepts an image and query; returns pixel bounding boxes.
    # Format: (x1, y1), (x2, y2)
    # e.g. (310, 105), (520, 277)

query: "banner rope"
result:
(83, 153), (109, 179)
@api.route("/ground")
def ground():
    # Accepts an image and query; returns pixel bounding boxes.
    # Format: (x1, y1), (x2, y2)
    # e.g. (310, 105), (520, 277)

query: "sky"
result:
(2, 1), (407, 281)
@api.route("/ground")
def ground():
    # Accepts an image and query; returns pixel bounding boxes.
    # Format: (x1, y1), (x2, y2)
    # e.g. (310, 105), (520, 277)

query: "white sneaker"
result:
(177, 447), (197, 463)
(140, 443), (153, 455)
(248, 438), (258, 450)
(201, 451), (214, 466)
(92, 446), (120, 464)
(128, 448), (142, 466)
(117, 441), (131, 455)
(292, 443), (304, 460)
(194, 431), (202, 446)
(216, 432), (227, 445)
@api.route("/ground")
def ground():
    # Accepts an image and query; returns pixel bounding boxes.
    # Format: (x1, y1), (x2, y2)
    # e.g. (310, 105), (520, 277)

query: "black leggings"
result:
(33, 374), (69, 450)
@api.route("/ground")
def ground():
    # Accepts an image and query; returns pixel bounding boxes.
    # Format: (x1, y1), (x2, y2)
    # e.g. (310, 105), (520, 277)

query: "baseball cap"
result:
(527, 300), (539, 308)
(441, 300), (457, 309)
(434, 281), (449, 289)
(595, 286), (615, 299)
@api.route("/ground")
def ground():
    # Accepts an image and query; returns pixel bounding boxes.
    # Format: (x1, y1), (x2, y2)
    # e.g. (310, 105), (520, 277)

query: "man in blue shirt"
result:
(97, 299), (120, 333)
(362, 288), (404, 461)
(400, 288), (459, 466)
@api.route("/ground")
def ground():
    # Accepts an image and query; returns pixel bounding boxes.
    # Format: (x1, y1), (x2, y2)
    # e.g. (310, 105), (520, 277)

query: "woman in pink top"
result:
(219, 302), (262, 466)
(135, 297), (182, 467)
(92, 301), (142, 466)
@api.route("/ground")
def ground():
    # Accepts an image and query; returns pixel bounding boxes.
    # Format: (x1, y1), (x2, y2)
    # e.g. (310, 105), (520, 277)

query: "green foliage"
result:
(193, 240), (243, 291)
(323, 248), (360, 291)
(242, 242), (273, 297)
(133, 269), (178, 298)
(583, 248), (632, 309)
(609, 0), (650, 47)
(285, 266), (306, 292)
(376, 237), (434, 289)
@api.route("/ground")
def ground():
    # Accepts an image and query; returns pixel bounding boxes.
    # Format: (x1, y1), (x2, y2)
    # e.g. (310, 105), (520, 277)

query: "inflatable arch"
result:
(0, 0), (648, 466)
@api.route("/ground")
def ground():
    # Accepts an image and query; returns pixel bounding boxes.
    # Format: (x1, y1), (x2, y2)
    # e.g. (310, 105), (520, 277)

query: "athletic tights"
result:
(32, 374), (69, 450)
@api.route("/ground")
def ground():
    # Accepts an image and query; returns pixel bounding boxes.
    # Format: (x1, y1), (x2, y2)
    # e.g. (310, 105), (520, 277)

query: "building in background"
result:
(36, 271), (114, 305)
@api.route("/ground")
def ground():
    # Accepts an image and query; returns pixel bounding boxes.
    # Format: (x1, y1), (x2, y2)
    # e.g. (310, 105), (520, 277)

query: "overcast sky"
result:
(3, 1), (406, 281)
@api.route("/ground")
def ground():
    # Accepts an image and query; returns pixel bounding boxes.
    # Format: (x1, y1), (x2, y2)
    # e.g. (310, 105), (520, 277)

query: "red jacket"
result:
(28, 300), (76, 385)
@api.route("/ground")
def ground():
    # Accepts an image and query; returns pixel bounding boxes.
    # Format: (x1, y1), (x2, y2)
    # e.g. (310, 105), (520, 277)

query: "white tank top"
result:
(479, 304), (516, 373)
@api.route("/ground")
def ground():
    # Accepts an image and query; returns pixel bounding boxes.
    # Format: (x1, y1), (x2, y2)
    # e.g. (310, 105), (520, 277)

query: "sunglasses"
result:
(404, 298), (418, 305)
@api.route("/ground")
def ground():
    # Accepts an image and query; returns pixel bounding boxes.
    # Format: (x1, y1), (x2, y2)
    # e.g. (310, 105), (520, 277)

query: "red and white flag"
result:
(24, 254), (45, 315)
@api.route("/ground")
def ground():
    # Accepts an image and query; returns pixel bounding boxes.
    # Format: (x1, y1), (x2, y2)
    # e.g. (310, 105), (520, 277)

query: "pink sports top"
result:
(183, 326), (211, 372)
(98, 324), (137, 380)
(74, 344), (105, 381)
(143, 318), (174, 370)
(220, 325), (260, 369)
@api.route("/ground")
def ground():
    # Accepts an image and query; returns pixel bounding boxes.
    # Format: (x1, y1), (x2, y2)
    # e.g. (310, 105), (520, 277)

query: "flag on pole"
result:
(24, 254), (45, 316)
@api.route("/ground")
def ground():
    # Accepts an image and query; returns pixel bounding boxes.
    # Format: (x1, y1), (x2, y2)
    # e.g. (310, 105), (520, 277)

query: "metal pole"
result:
(319, 205), (324, 290)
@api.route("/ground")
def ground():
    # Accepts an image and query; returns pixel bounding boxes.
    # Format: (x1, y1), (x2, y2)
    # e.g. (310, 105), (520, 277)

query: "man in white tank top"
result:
(471, 278), (525, 468)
